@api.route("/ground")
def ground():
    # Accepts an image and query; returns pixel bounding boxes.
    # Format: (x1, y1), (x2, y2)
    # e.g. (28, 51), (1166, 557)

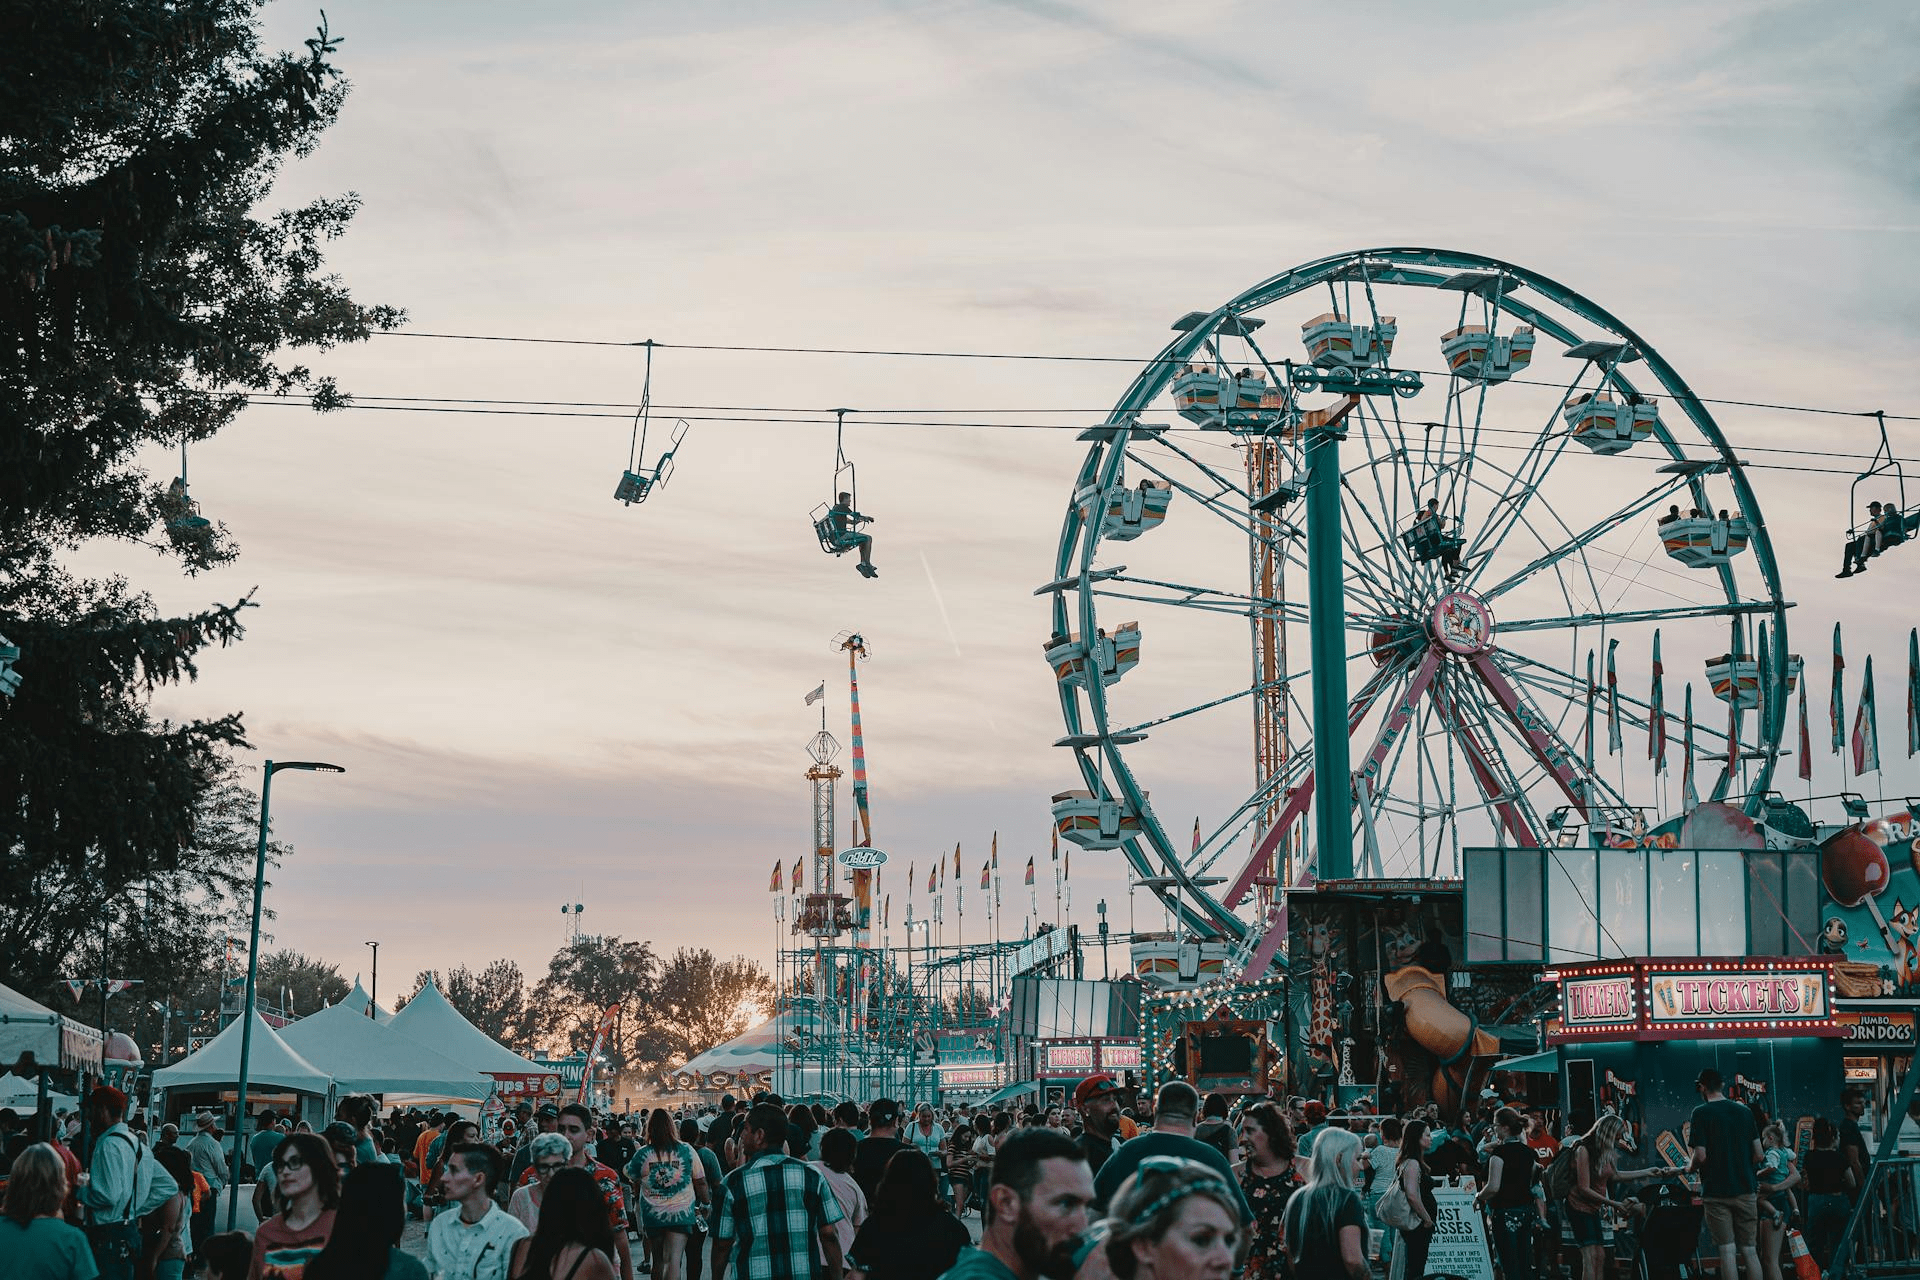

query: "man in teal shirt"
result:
(1091, 1082), (1251, 1222)
(940, 1129), (1093, 1280)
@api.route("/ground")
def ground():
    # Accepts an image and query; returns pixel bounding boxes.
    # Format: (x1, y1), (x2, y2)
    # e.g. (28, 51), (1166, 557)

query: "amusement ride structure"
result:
(1046, 247), (1798, 981)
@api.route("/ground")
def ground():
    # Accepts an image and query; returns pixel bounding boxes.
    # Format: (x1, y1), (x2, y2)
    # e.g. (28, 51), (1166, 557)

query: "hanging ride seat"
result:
(1401, 515), (1465, 564)
(1706, 653), (1804, 709)
(1171, 366), (1288, 429)
(811, 505), (869, 556)
(1050, 788), (1146, 851)
(1096, 481), (1173, 541)
(1301, 312), (1397, 369)
(1043, 622), (1141, 690)
(1660, 516), (1751, 568)
(1564, 392), (1659, 455)
(0, 634), (20, 700)
(1440, 324), (1536, 383)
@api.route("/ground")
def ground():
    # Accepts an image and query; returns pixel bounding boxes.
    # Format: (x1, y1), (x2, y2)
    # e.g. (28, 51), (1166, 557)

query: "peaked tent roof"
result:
(337, 980), (393, 1024)
(151, 1011), (332, 1095)
(680, 1011), (817, 1077)
(280, 1000), (491, 1099)
(384, 980), (545, 1076)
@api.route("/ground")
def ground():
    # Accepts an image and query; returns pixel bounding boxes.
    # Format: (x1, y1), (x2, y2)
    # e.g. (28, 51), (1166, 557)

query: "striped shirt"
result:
(715, 1150), (844, 1280)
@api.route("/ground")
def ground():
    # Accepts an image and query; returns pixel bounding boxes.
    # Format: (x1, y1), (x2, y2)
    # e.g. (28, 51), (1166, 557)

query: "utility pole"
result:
(364, 941), (380, 1017)
(1097, 900), (1110, 979)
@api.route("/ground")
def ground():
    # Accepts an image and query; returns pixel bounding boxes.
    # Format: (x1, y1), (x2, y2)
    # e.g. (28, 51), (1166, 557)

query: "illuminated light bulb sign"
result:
(1548, 957), (1845, 1044)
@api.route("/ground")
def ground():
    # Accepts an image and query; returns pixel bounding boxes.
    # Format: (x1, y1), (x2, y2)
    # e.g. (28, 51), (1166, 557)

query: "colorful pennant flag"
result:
(1854, 654), (1880, 776)
(991, 832), (998, 871)
(1797, 679), (1813, 783)
(769, 860), (781, 892)
(1649, 630), (1667, 770)
(1605, 639), (1622, 755)
(790, 858), (803, 894)
(1831, 623), (1846, 755)
(65, 980), (85, 1003)
(1051, 824), (1058, 861)
(953, 843), (961, 881)
(1191, 816), (1202, 857)
(1908, 628), (1919, 759)
(1024, 856), (1035, 887)
(883, 895), (890, 929)
(1063, 847), (1070, 882)
(980, 861), (991, 890)
(1682, 684), (1699, 810)
(1584, 649), (1597, 773)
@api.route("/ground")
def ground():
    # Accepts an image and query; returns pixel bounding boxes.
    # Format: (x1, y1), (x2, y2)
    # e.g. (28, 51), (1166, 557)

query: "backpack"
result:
(1541, 1144), (1580, 1201)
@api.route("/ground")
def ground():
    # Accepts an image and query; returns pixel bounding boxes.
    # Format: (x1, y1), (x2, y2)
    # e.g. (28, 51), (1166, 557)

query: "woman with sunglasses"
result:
(509, 1135), (574, 1234)
(251, 1132), (341, 1280)
(509, 1167), (619, 1280)
(1104, 1155), (1246, 1280)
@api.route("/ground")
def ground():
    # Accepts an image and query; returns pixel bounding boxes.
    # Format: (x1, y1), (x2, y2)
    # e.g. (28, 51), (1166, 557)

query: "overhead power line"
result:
(370, 330), (1920, 423)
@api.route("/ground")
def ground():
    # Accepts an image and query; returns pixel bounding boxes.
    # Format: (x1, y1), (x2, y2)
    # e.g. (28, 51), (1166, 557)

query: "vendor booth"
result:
(386, 979), (559, 1104)
(150, 1010), (335, 1131)
(279, 996), (491, 1103)
(1548, 956), (1846, 1156)
(0, 982), (104, 1136)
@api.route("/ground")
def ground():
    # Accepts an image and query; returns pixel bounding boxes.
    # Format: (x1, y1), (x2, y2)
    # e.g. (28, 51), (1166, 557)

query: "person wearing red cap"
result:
(1071, 1076), (1122, 1177)
(78, 1085), (179, 1280)
(1295, 1101), (1330, 1164)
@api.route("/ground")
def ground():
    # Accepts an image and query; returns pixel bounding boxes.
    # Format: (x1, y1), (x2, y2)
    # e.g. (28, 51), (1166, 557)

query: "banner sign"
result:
(1101, 1044), (1142, 1070)
(1837, 1010), (1917, 1050)
(1549, 958), (1843, 1043)
(836, 847), (888, 870)
(1043, 1044), (1096, 1071)
(489, 1072), (563, 1100)
(579, 1003), (620, 1103)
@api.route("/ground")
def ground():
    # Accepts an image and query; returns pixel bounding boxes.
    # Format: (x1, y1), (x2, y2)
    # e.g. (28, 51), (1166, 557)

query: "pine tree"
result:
(0, 2), (401, 985)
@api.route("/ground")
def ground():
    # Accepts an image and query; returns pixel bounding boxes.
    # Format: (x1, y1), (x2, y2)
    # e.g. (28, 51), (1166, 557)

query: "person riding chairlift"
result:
(1839, 501), (1888, 578)
(829, 491), (877, 578)
(1413, 497), (1463, 579)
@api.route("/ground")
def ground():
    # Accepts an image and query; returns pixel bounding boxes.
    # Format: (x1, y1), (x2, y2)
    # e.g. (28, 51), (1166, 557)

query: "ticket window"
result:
(1567, 1058), (1598, 1138)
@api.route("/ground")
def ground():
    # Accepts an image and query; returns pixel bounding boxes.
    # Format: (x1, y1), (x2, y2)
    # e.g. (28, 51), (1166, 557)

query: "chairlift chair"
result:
(614, 341), (690, 507)
(1837, 411), (1918, 577)
(810, 409), (877, 574)
(161, 441), (215, 554)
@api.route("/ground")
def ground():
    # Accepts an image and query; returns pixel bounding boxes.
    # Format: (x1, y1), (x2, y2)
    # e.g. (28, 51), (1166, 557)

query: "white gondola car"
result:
(1131, 938), (1235, 990)
(1097, 481), (1173, 541)
(1706, 653), (1804, 709)
(1170, 365), (1225, 422)
(1301, 312), (1397, 369)
(1564, 392), (1659, 455)
(1440, 324), (1536, 383)
(1660, 516), (1752, 569)
(1051, 789), (1145, 851)
(1043, 623), (1141, 690)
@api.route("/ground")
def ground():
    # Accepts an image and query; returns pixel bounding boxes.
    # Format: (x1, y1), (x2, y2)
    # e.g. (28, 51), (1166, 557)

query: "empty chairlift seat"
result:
(1301, 312), (1397, 368)
(1093, 480), (1173, 541)
(1706, 653), (1804, 709)
(1050, 789), (1144, 850)
(1660, 516), (1751, 568)
(1440, 324), (1536, 383)
(1563, 392), (1659, 455)
(1043, 622), (1141, 689)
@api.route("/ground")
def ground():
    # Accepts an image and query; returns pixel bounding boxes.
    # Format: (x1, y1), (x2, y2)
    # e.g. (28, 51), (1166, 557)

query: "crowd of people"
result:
(0, 1070), (1902, 1280)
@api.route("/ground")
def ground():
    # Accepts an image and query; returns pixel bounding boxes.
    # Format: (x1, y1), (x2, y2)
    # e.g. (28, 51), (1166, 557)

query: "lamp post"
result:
(226, 759), (343, 1230)
(364, 940), (379, 1017)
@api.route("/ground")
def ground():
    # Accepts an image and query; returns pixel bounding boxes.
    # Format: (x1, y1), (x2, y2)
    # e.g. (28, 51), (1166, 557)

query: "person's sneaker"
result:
(857, 562), (877, 578)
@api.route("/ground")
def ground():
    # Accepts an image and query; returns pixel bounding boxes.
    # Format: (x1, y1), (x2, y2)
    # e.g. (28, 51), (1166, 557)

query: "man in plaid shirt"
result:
(712, 1103), (845, 1280)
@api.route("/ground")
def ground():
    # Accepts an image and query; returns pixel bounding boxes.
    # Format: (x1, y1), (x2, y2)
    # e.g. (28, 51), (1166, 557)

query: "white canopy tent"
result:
(0, 981), (103, 1074)
(280, 999), (490, 1100)
(385, 979), (546, 1076)
(151, 1010), (333, 1098)
(336, 979), (393, 1024)
(0, 1072), (78, 1112)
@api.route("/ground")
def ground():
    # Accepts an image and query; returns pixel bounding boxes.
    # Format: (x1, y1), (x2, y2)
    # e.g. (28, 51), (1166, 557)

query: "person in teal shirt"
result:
(940, 1129), (1093, 1280)
(0, 1142), (100, 1280)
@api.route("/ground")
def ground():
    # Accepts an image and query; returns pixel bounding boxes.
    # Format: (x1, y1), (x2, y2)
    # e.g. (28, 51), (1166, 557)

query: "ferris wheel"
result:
(1044, 248), (1793, 966)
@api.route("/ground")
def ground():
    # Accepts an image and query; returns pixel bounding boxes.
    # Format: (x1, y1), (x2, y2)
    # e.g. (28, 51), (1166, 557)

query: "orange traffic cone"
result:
(1786, 1228), (1820, 1280)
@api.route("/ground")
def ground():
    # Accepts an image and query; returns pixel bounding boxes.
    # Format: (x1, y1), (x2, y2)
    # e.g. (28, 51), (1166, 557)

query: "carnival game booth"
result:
(0, 982), (103, 1133)
(662, 1014), (787, 1100)
(1547, 957), (1846, 1160)
(385, 978), (559, 1110)
(150, 1010), (335, 1131)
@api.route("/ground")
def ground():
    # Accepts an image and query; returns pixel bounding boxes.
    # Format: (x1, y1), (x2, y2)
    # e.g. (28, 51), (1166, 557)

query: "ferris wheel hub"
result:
(1429, 591), (1495, 656)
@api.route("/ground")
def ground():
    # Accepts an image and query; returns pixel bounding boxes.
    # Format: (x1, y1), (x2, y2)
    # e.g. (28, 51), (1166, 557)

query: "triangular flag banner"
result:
(928, 863), (937, 893)
(65, 980), (86, 1003)
(1682, 684), (1699, 811)
(883, 895), (890, 928)
(1051, 824), (1058, 860)
(1908, 627), (1919, 758)
(1606, 639), (1622, 756)
(980, 861), (991, 890)
(1025, 856), (1035, 886)
(769, 860), (782, 893)
(991, 831), (998, 869)
(1191, 816), (1202, 856)
(1064, 847), (1070, 881)
(1854, 654), (1880, 776)
(1649, 630), (1667, 770)
(954, 843), (961, 880)
(790, 858), (803, 894)
(1797, 680), (1813, 783)
(1831, 622), (1846, 755)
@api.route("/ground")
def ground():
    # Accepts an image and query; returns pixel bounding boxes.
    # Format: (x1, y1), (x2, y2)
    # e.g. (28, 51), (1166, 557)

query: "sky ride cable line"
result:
(370, 329), (1920, 423)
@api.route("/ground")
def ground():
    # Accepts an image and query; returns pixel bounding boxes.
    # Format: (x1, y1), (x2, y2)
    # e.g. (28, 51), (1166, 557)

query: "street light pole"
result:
(226, 759), (343, 1231)
(364, 941), (379, 1017)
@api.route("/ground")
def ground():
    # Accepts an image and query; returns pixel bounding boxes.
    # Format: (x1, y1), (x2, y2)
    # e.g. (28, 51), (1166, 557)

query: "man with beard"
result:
(1072, 1076), (1123, 1176)
(1091, 1082), (1250, 1221)
(939, 1128), (1093, 1280)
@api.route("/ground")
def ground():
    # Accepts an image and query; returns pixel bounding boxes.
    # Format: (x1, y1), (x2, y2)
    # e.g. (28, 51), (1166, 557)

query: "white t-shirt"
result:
(426, 1201), (529, 1280)
(908, 1122), (947, 1167)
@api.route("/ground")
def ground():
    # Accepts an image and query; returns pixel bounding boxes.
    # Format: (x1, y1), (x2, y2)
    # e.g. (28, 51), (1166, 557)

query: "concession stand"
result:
(1547, 956), (1846, 1160)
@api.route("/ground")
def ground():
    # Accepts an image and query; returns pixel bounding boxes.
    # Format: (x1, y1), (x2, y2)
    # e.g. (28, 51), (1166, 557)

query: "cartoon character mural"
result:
(1819, 810), (1920, 997)
(1287, 893), (1518, 1122)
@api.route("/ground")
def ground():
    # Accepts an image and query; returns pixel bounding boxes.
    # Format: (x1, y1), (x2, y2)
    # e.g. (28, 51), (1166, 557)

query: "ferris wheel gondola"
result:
(1045, 248), (1792, 966)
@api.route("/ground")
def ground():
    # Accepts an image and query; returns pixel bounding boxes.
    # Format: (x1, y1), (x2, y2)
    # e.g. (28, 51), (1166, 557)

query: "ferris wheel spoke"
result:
(1098, 573), (1316, 624)
(1108, 673), (1302, 739)
(1492, 599), (1779, 635)
(1433, 670), (1547, 846)
(1122, 450), (1262, 543)
(1338, 475), (1421, 602)
(1136, 438), (1253, 508)
(1476, 470), (1699, 602)
(1461, 649), (1598, 818)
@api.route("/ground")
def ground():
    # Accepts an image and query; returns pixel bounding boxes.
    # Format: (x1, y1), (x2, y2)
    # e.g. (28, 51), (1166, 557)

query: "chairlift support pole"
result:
(1306, 413), (1354, 881)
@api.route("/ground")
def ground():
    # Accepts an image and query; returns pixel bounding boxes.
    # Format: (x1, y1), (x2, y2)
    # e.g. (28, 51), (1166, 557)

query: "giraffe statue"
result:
(1303, 913), (1343, 1074)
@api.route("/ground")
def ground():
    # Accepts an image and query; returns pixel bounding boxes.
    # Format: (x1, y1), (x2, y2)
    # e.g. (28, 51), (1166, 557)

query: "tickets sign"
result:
(1562, 976), (1636, 1026)
(1647, 971), (1828, 1023)
(1548, 958), (1844, 1043)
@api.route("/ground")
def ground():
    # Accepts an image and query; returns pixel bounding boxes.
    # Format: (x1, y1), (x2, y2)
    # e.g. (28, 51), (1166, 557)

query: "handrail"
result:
(1832, 1060), (1920, 1277)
